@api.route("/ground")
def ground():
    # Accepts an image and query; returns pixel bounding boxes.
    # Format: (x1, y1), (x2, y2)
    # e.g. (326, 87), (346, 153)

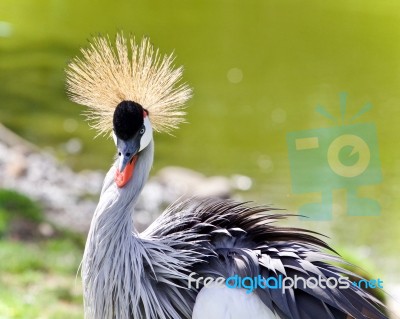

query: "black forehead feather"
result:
(113, 100), (144, 140)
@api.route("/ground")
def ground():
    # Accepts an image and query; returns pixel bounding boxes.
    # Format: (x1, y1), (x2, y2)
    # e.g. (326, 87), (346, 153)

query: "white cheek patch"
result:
(139, 117), (153, 151)
(112, 130), (118, 146)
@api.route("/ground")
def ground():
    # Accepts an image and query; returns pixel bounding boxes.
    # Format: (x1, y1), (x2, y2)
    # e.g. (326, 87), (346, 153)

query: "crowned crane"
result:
(66, 33), (388, 319)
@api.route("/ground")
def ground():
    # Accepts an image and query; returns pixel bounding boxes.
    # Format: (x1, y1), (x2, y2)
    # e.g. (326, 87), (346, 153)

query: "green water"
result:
(0, 0), (399, 277)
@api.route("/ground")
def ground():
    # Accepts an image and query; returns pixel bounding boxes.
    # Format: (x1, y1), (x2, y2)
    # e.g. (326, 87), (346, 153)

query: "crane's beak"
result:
(114, 137), (140, 188)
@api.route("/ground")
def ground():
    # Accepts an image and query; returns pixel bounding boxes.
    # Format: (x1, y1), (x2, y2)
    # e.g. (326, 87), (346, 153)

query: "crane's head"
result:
(112, 100), (153, 187)
(66, 33), (192, 187)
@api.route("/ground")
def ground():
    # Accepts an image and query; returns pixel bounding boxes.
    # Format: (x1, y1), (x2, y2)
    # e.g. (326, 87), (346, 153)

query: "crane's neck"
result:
(82, 140), (154, 319)
(92, 139), (154, 234)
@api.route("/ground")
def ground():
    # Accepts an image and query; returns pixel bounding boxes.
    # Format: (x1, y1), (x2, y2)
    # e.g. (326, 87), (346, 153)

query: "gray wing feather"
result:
(142, 197), (388, 319)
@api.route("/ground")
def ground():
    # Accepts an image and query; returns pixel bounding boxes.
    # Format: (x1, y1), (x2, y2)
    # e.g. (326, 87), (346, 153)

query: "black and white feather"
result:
(143, 198), (387, 319)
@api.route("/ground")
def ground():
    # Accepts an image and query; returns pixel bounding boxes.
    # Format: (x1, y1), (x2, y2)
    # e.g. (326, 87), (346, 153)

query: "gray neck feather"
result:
(82, 140), (155, 319)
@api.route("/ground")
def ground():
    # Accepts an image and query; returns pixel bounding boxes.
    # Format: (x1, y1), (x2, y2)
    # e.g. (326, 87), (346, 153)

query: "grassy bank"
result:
(0, 189), (83, 318)
(0, 239), (83, 319)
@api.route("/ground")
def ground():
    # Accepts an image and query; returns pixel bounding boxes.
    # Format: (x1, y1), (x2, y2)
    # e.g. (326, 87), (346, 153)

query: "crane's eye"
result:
(140, 127), (145, 135)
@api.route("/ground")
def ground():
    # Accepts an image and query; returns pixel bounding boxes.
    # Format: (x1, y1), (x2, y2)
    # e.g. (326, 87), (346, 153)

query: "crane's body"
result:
(67, 34), (388, 319)
(82, 139), (278, 319)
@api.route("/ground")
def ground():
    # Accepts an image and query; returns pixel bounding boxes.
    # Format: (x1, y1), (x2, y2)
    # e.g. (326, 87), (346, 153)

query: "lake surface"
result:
(0, 0), (399, 278)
